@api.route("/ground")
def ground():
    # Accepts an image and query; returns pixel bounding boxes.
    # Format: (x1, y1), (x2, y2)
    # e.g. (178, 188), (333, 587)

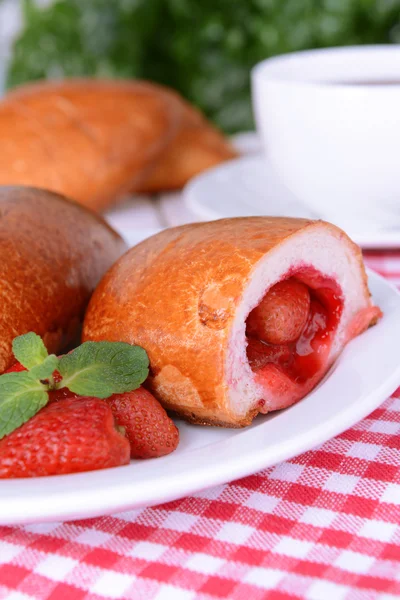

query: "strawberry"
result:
(5, 362), (78, 402)
(107, 387), (179, 459)
(48, 386), (79, 403)
(246, 337), (291, 371)
(47, 368), (79, 402)
(0, 333), (153, 476)
(0, 397), (130, 478)
(5, 361), (26, 373)
(246, 279), (310, 345)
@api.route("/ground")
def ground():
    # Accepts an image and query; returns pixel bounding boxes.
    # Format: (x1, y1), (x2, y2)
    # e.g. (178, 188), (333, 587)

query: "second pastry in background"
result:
(1, 78), (237, 210)
(136, 92), (238, 193)
(1, 79), (179, 212)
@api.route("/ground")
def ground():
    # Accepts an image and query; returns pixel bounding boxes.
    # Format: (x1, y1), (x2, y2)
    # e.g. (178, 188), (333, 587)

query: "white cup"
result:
(252, 46), (400, 231)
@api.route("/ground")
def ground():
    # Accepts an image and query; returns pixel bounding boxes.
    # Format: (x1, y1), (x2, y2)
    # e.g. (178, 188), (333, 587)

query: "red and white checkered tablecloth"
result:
(0, 250), (400, 600)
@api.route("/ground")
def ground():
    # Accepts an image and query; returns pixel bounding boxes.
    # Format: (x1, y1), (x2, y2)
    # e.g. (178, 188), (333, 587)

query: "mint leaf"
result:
(0, 372), (48, 439)
(58, 341), (149, 398)
(30, 354), (59, 380)
(12, 332), (48, 369)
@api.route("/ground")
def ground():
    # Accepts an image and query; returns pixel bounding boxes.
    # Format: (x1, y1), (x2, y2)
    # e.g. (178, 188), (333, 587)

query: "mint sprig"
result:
(0, 372), (48, 438)
(12, 332), (48, 369)
(58, 341), (149, 399)
(30, 354), (59, 380)
(0, 333), (150, 440)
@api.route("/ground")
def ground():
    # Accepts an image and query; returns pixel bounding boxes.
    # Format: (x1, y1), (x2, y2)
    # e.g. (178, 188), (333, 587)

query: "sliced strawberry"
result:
(0, 397), (130, 478)
(108, 387), (179, 459)
(246, 279), (310, 345)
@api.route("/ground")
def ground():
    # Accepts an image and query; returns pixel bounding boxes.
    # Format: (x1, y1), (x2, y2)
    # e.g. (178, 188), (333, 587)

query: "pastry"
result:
(83, 217), (382, 427)
(1, 79), (178, 211)
(0, 185), (126, 372)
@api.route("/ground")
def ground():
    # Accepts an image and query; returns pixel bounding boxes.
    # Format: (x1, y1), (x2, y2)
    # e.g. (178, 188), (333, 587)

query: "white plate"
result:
(185, 153), (400, 249)
(0, 270), (399, 525)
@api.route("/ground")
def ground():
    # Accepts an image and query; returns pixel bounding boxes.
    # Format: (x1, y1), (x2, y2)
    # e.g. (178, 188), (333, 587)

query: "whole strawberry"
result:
(247, 279), (310, 345)
(108, 387), (179, 459)
(0, 397), (130, 478)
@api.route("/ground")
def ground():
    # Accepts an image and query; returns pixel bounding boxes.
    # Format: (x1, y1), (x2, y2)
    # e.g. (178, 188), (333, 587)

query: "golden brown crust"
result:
(0, 185), (126, 372)
(2, 79), (179, 211)
(136, 93), (238, 193)
(168, 405), (259, 428)
(82, 217), (373, 427)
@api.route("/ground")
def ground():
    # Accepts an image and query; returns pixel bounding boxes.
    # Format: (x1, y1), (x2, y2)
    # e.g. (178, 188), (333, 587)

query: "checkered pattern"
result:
(0, 250), (399, 600)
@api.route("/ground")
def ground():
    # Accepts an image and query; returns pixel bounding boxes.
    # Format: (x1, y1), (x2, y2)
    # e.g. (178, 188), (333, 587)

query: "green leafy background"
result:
(7, 0), (400, 132)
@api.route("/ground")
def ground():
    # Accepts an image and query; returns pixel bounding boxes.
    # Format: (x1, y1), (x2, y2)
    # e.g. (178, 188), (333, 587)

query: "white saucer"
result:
(185, 153), (400, 249)
(0, 269), (399, 525)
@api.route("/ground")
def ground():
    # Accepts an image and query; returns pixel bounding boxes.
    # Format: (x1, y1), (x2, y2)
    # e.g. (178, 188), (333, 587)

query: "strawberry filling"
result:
(246, 268), (345, 407)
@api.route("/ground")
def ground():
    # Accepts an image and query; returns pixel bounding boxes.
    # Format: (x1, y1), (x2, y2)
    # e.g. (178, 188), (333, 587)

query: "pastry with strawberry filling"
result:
(83, 217), (382, 427)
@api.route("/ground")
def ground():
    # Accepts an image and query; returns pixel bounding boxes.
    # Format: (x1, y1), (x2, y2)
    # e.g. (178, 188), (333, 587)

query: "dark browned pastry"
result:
(0, 186), (126, 372)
